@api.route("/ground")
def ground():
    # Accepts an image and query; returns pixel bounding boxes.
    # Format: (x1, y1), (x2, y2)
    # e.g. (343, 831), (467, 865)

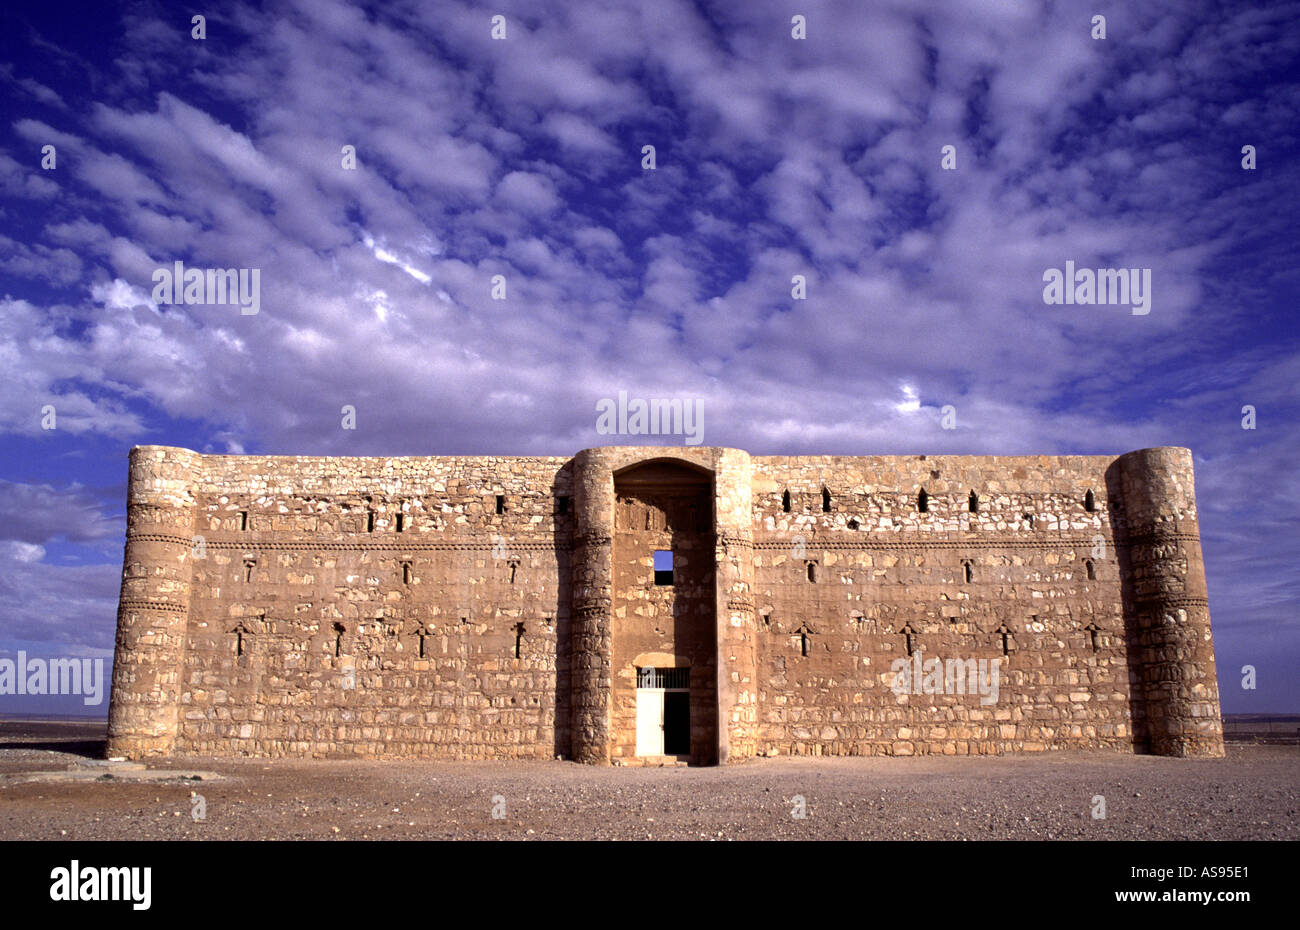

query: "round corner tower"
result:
(106, 445), (202, 759)
(1112, 446), (1225, 758)
(569, 447), (617, 763)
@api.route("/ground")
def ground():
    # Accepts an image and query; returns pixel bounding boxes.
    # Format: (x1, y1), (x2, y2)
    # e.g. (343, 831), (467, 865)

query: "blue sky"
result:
(0, 0), (1297, 714)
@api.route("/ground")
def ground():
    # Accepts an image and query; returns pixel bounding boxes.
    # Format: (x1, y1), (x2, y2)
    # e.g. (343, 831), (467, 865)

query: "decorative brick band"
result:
(134, 531), (1181, 554)
(117, 597), (188, 614)
(1135, 596), (1211, 610)
(751, 537), (1110, 551)
(126, 532), (197, 545)
(1115, 531), (1202, 546)
(139, 536), (570, 552)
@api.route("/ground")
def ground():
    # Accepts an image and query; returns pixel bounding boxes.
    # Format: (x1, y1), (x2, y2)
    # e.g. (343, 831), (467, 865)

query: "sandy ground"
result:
(1, 719), (1295, 840)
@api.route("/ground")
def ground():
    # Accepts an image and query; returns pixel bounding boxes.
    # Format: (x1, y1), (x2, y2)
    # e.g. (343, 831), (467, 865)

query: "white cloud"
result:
(894, 384), (921, 415)
(90, 278), (157, 313)
(361, 233), (432, 284)
(2, 0), (1297, 701)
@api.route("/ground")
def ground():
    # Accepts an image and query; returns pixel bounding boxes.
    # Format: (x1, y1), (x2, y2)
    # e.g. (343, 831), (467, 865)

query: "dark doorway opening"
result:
(663, 691), (690, 755)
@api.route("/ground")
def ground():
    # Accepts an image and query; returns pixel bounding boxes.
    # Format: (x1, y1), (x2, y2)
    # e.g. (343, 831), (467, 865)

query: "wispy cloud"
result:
(0, 0), (1297, 708)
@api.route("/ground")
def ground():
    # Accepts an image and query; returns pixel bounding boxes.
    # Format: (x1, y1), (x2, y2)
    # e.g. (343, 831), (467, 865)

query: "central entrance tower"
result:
(568, 447), (758, 765)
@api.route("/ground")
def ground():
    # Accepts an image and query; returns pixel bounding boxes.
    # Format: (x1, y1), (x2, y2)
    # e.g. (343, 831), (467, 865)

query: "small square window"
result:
(653, 549), (674, 586)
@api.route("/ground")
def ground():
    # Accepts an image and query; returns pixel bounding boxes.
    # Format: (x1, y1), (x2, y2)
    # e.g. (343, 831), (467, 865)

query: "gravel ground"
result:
(1, 719), (1295, 840)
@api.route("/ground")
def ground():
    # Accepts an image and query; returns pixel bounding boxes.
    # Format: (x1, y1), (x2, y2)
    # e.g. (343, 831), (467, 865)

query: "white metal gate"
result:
(636, 666), (689, 756)
(636, 688), (665, 756)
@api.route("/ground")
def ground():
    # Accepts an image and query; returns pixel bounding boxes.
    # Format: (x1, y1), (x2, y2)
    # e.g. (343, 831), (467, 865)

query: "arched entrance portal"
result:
(611, 460), (717, 764)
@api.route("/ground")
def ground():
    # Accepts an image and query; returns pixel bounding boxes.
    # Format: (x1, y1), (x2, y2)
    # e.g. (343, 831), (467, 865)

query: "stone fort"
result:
(106, 444), (1225, 764)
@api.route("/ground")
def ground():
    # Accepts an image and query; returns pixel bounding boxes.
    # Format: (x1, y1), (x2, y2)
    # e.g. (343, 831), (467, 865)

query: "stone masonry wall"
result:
(106, 445), (1225, 762)
(113, 452), (574, 759)
(749, 454), (1133, 758)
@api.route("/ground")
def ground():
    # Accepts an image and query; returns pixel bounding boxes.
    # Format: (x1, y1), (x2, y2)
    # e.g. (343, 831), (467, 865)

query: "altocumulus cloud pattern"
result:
(0, 0), (1296, 715)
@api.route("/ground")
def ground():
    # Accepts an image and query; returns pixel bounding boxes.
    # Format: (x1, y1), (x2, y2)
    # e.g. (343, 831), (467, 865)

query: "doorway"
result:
(636, 666), (690, 757)
(663, 691), (690, 755)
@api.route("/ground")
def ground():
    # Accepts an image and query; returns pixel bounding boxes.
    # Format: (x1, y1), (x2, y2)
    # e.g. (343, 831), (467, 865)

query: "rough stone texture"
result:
(106, 444), (1225, 763)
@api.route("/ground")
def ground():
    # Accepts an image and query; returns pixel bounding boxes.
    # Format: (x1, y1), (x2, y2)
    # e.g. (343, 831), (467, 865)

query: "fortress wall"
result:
(106, 445), (1222, 762)
(748, 454), (1137, 756)
(174, 452), (573, 759)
